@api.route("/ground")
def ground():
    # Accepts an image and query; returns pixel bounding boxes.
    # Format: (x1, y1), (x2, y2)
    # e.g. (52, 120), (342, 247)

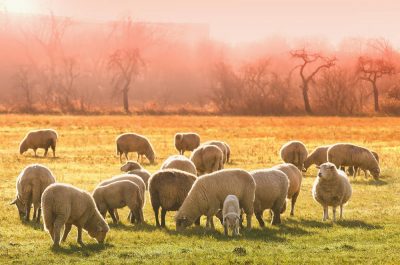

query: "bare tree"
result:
(108, 49), (144, 113)
(14, 66), (36, 111)
(291, 49), (336, 114)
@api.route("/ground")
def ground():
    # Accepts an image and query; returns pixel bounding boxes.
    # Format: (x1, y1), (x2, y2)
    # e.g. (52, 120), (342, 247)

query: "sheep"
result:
(327, 143), (380, 180)
(279, 140), (308, 171)
(222, 195), (241, 236)
(149, 169), (197, 228)
(224, 142), (231, 163)
(174, 133), (200, 155)
(119, 160), (151, 188)
(41, 183), (109, 247)
(19, 129), (58, 157)
(161, 155), (197, 175)
(116, 133), (155, 164)
(349, 151), (380, 178)
(250, 169), (289, 226)
(190, 144), (224, 176)
(272, 163), (302, 216)
(175, 169), (255, 231)
(10, 164), (56, 223)
(202, 140), (229, 164)
(312, 162), (352, 221)
(304, 145), (331, 171)
(93, 180), (144, 224)
(98, 174), (146, 223)
(120, 161), (142, 171)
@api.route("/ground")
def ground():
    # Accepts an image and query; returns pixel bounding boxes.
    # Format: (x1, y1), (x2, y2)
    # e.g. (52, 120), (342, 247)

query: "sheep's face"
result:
(120, 161), (141, 172)
(223, 214), (240, 231)
(317, 163), (337, 180)
(19, 142), (28, 155)
(88, 222), (109, 244)
(147, 152), (155, 164)
(176, 216), (192, 231)
(10, 197), (25, 218)
(370, 167), (380, 180)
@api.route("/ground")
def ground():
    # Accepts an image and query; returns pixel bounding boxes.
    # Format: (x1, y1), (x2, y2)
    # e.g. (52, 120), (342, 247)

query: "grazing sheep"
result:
(350, 151), (380, 178)
(174, 133), (200, 155)
(116, 133), (155, 164)
(312, 162), (352, 221)
(120, 161), (142, 171)
(272, 163), (302, 216)
(304, 145), (331, 171)
(19, 129), (58, 157)
(93, 180), (144, 224)
(11, 164), (56, 222)
(222, 195), (241, 236)
(190, 145), (224, 176)
(149, 169), (197, 227)
(127, 169), (151, 189)
(224, 142), (231, 163)
(202, 140), (229, 164)
(327, 143), (380, 180)
(161, 155), (197, 175)
(175, 169), (255, 231)
(279, 141), (308, 171)
(250, 169), (289, 226)
(41, 183), (109, 247)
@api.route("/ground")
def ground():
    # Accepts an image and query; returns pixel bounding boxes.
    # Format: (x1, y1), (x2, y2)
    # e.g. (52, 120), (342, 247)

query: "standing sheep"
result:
(222, 195), (241, 236)
(41, 183), (109, 247)
(161, 155), (197, 175)
(149, 169), (197, 228)
(175, 169), (256, 231)
(279, 140), (308, 171)
(93, 180), (144, 224)
(327, 143), (380, 180)
(190, 145), (224, 176)
(272, 163), (302, 216)
(312, 162), (352, 221)
(202, 140), (229, 164)
(120, 161), (142, 171)
(120, 161), (151, 188)
(116, 133), (155, 164)
(250, 169), (289, 226)
(19, 129), (58, 157)
(174, 133), (200, 155)
(304, 145), (331, 171)
(224, 142), (231, 163)
(11, 164), (56, 222)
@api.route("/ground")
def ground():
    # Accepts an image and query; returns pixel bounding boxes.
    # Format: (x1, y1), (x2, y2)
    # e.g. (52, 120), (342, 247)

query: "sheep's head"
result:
(317, 162), (337, 180)
(10, 197), (25, 219)
(223, 213), (240, 231)
(120, 161), (142, 172)
(88, 221), (109, 244)
(147, 152), (155, 165)
(174, 133), (183, 144)
(19, 140), (28, 155)
(370, 167), (380, 180)
(175, 216), (192, 231)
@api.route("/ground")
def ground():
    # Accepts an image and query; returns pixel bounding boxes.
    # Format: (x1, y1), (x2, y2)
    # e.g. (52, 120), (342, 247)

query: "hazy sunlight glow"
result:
(4, 0), (37, 14)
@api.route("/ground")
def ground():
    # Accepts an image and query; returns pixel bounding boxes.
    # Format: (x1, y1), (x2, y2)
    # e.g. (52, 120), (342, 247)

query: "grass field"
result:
(1, 115), (400, 264)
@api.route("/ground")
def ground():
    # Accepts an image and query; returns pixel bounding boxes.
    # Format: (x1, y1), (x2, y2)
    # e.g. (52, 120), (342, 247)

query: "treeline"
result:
(0, 12), (400, 115)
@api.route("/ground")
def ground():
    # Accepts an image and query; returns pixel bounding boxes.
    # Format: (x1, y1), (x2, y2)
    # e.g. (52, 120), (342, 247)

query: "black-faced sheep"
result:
(116, 133), (155, 164)
(161, 155), (197, 175)
(174, 133), (200, 155)
(190, 145), (223, 176)
(279, 140), (308, 171)
(19, 129), (58, 157)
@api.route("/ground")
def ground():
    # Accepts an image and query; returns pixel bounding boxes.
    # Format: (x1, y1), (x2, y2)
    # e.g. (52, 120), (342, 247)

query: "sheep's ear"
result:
(10, 198), (17, 205)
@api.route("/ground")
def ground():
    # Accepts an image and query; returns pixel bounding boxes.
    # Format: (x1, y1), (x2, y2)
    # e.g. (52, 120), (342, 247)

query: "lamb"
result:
(279, 140), (308, 171)
(19, 129), (58, 157)
(120, 161), (142, 171)
(149, 169), (197, 227)
(272, 163), (302, 216)
(93, 180), (144, 224)
(304, 145), (331, 171)
(41, 183), (109, 247)
(312, 162), (352, 221)
(190, 144), (224, 175)
(222, 195), (241, 236)
(202, 140), (229, 164)
(327, 143), (380, 180)
(119, 160), (151, 188)
(174, 133), (200, 155)
(250, 169), (289, 226)
(161, 155), (197, 175)
(116, 133), (155, 164)
(10, 164), (56, 222)
(175, 169), (256, 231)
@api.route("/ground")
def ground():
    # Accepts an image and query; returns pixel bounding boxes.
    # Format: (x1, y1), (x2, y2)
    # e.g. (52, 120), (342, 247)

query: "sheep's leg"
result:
(34, 149), (37, 157)
(51, 144), (56, 158)
(323, 206), (329, 221)
(210, 216), (215, 229)
(114, 209), (120, 222)
(332, 207), (337, 222)
(224, 224), (228, 236)
(255, 212), (265, 227)
(52, 215), (66, 247)
(25, 199), (32, 221)
(136, 153), (140, 162)
(271, 209), (281, 225)
(124, 152), (129, 161)
(340, 205), (344, 219)
(36, 208), (41, 223)
(153, 206), (161, 227)
(364, 170), (368, 179)
(128, 211), (135, 223)
(119, 153), (123, 163)
(194, 217), (200, 226)
(290, 192), (299, 216)
(206, 216), (215, 229)
(77, 226), (84, 246)
(353, 168), (357, 178)
(44, 148), (49, 157)
(245, 213), (252, 229)
(108, 208), (118, 224)
(61, 223), (72, 242)
(161, 208), (167, 227)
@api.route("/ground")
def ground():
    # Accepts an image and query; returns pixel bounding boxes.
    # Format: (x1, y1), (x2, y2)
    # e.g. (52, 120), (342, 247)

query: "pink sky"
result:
(2, 0), (400, 46)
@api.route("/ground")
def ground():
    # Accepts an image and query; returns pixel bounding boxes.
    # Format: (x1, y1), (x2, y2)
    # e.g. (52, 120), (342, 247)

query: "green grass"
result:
(0, 115), (399, 264)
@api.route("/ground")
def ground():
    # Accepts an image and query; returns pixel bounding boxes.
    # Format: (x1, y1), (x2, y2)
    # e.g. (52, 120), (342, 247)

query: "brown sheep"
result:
(279, 140), (308, 171)
(174, 133), (200, 155)
(116, 133), (155, 164)
(19, 129), (58, 157)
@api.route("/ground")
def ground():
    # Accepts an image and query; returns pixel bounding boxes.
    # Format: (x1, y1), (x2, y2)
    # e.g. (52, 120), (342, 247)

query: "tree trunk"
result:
(372, 82), (380, 112)
(123, 86), (130, 114)
(302, 82), (313, 114)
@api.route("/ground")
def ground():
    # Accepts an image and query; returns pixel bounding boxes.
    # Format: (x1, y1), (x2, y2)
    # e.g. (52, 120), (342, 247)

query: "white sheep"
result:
(202, 140), (229, 164)
(304, 145), (331, 171)
(19, 129), (58, 157)
(250, 169), (289, 226)
(120, 161), (142, 171)
(119, 161), (151, 188)
(174, 133), (200, 155)
(41, 183), (109, 247)
(116, 133), (155, 164)
(161, 155), (197, 175)
(190, 144), (224, 176)
(279, 140), (308, 171)
(222, 195), (241, 236)
(327, 143), (380, 179)
(11, 164), (56, 222)
(175, 169), (256, 230)
(312, 162), (352, 221)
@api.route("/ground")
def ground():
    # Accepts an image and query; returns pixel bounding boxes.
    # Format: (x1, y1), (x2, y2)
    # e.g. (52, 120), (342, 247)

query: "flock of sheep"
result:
(11, 129), (381, 247)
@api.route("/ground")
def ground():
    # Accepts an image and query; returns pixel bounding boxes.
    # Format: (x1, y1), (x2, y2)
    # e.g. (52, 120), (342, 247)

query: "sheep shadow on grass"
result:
(21, 220), (44, 230)
(51, 242), (112, 256)
(350, 178), (388, 186)
(108, 222), (158, 232)
(336, 220), (383, 230)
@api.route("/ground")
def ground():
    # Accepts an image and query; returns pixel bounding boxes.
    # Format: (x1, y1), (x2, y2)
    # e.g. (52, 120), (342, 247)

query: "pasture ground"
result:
(0, 115), (399, 264)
